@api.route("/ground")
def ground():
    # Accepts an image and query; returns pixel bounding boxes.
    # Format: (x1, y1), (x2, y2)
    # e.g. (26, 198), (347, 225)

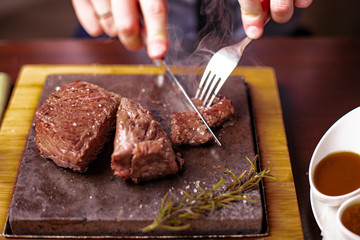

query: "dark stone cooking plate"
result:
(6, 74), (267, 238)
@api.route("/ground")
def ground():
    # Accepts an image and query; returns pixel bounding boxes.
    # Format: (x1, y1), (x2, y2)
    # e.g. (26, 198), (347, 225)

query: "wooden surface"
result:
(0, 65), (301, 239)
(0, 38), (360, 239)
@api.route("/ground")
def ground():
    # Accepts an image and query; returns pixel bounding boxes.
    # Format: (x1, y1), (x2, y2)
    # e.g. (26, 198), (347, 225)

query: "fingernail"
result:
(148, 40), (168, 59)
(246, 26), (261, 39)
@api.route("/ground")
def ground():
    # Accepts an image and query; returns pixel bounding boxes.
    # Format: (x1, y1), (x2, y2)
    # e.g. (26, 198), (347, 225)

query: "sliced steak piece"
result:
(35, 80), (121, 172)
(111, 98), (180, 183)
(171, 95), (236, 146)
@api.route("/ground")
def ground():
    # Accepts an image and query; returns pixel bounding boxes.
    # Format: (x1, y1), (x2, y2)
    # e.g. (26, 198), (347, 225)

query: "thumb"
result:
(238, 0), (269, 39)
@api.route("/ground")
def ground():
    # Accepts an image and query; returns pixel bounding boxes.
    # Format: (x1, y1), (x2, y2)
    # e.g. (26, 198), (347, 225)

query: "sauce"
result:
(341, 203), (360, 235)
(314, 151), (360, 196)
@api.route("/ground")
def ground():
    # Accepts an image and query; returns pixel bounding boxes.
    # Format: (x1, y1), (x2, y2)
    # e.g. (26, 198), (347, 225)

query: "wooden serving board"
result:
(0, 65), (303, 239)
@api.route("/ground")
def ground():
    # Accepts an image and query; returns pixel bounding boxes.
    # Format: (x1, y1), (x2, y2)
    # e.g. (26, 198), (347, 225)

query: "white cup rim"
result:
(336, 194), (360, 239)
(309, 107), (360, 206)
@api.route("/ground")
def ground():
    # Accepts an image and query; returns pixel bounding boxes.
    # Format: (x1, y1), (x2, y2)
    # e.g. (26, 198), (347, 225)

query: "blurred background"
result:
(1, 0), (360, 40)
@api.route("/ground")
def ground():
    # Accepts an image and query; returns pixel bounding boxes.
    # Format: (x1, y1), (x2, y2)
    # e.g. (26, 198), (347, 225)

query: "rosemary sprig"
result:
(141, 155), (275, 232)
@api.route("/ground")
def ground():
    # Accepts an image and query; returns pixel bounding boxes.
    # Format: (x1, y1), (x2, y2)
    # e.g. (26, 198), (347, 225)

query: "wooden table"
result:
(1, 38), (360, 239)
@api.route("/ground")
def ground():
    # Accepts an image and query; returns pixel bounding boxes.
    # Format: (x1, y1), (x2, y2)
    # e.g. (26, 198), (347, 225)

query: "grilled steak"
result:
(35, 80), (121, 172)
(111, 98), (180, 183)
(171, 95), (235, 146)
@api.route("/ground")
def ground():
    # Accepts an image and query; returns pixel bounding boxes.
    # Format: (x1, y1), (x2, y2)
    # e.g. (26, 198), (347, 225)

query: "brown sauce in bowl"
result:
(314, 151), (360, 196)
(341, 203), (360, 235)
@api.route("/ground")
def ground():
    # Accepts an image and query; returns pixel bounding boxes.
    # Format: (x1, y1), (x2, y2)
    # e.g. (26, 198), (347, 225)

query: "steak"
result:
(35, 80), (121, 172)
(171, 95), (236, 146)
(111, 98), (180, 183)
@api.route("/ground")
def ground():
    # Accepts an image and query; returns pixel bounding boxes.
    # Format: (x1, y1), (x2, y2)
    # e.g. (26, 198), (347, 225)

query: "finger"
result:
(139, 0), (169, 59)
(238, 0), (268, 39)
(270, 0), (294, 23)
(294, 0), (312, 8)
(111, 0), (143, 51)
(72, 0), (103, 36)
(90, 0), (117, 37)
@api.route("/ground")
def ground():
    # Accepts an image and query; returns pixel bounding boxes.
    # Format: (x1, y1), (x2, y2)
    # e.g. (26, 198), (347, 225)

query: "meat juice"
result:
(313, 151), (360, 196)
(341, 203), (360, 235)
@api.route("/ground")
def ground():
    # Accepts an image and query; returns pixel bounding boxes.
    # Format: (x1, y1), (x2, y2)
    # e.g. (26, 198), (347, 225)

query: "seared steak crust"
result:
(111, 98), (179, 183)
(171, 95), (235, 146)
(35, 80), (121, 172)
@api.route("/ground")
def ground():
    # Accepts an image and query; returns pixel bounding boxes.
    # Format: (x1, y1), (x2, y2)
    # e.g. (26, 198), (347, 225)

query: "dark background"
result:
(1, 0), (360, 40)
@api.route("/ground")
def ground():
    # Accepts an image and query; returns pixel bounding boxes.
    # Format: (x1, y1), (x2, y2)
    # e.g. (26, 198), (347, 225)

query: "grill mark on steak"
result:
(35, 80), (121, 172)
(170, 95), (236, 146)
(111, 98), (180, 183)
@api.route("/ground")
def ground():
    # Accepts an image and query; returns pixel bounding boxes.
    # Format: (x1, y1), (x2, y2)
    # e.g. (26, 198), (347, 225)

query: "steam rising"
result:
(198, 0), (236, 50)
(165, 0), (244, 93)
(166, 0), (243, 64)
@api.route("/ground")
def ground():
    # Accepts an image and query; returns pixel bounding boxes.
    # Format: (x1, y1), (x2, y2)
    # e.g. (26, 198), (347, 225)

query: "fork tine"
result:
(196, 20), (268, 108)
(195, 67), (211, 99)
(202, 76), (221, 107)
(205, 74), (229, 108)
(199, 72), (216, 100)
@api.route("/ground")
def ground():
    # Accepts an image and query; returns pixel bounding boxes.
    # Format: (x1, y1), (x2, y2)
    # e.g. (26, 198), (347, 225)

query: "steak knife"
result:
(157, 59), (222, 146)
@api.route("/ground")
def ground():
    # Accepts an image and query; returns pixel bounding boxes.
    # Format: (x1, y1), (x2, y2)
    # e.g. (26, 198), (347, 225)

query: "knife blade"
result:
(158, 59), (222, 146)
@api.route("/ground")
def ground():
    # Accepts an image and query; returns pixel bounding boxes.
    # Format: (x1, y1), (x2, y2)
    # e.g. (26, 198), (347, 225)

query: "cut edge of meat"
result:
(170, 95), (236, 146)
(111, 98), (181, 183)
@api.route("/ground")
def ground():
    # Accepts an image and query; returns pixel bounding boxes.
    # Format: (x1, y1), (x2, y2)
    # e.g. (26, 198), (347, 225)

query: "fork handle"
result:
(235, 37), (253, 54)
(235, 17), (271, 53)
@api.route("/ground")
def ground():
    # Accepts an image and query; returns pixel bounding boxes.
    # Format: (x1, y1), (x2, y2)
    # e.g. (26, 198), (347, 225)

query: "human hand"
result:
(72, 0), (169, 59)
(238, 0), (313, 39)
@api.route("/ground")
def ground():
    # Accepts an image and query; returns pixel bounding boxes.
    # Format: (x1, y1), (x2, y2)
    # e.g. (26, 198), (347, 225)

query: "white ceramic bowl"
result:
(336, 195), (360, 240)
(309, 107), (360, 207)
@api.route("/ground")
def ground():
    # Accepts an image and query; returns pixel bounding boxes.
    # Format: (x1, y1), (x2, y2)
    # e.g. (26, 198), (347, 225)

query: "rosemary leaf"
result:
(141, 155), (275, 233)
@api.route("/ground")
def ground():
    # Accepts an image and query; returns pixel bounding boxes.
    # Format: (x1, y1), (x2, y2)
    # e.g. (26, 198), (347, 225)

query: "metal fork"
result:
(194, 36), (252, 108)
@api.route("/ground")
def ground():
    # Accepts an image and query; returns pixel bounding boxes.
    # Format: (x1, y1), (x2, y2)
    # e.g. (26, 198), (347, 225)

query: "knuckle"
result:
(117, 23), (138, 38)
(271, 1), (293, 22)
(149, 1), (167, 18)
(272, 3), (291, 14)
(295, 0), (312, 8)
